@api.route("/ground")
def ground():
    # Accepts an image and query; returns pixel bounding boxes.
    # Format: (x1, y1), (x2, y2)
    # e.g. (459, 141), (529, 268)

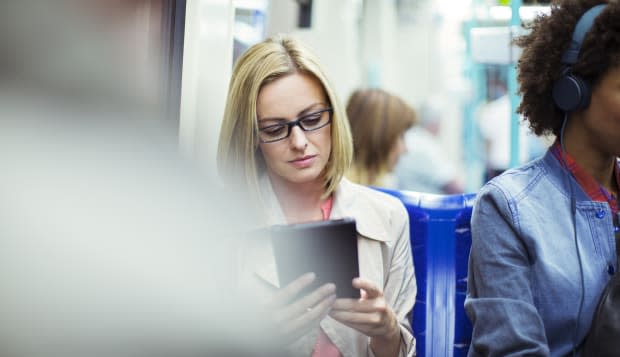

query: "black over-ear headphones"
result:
(552, 4), (607, 112)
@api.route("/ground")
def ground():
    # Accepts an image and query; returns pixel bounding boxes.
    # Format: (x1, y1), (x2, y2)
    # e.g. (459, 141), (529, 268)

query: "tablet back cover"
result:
(270, 218), (360, 298)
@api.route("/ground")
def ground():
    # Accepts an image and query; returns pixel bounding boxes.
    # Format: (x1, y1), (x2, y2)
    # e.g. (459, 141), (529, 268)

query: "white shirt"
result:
(395, 126), (458, 193)
(476, 94), (530, 170)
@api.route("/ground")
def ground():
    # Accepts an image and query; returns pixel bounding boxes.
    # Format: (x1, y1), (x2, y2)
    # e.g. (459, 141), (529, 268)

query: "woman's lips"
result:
(289, 155), (316, 168)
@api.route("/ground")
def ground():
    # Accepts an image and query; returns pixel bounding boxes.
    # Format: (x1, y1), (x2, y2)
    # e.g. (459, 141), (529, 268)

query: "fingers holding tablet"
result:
(267, 272), (337, 343)
(328, 278), (399, 340)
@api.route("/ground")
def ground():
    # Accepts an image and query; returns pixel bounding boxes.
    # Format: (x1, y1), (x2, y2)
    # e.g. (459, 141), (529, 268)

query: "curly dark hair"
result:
(515, 0), (620, 137)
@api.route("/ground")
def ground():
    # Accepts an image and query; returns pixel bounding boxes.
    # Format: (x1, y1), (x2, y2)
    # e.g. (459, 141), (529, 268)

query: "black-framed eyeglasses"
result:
(258, 108), (333, 143)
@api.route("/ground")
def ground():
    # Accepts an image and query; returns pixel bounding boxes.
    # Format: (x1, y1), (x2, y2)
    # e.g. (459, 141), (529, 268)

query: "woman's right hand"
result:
(266, 272), (337, 344)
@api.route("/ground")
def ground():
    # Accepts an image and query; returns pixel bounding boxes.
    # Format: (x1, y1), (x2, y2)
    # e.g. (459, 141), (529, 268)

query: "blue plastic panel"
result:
(376, 188), (476, 357)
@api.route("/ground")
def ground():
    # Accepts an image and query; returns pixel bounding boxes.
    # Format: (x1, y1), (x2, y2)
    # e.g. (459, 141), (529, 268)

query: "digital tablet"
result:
(270, 217), (360, 298)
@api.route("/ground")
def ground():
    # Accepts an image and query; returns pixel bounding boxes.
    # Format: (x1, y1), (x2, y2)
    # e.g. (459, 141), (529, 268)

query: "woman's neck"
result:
(268, 174), (327, 223)
(564, 122), (619, 197)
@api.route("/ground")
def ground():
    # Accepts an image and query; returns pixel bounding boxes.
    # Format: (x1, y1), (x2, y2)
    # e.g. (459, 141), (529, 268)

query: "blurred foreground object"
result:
(0, 1), (279, 356)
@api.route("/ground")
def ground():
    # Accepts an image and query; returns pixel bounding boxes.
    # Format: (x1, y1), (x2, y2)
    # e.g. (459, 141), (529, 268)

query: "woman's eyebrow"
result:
(258, 102), (326, 121)
(257, 116), (287, 123)
(297, 103), (326, 116)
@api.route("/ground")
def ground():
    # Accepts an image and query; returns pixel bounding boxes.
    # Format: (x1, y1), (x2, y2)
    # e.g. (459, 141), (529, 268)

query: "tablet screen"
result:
(270, 218), (360, 298)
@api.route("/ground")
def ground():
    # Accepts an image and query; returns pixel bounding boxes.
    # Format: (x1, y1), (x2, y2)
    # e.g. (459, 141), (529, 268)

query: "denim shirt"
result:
(465, 150), (618, 357)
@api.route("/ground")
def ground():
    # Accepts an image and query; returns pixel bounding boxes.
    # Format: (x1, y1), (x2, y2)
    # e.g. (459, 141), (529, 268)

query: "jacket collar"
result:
(331, 177), (390, 242)
(252, 176), (390, 288)
(259, 175), (390, 242)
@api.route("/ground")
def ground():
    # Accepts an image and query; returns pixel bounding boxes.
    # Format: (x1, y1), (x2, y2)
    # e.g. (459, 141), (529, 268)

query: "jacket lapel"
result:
(250, 177), (393, 289)
(331, 178), (390, 243)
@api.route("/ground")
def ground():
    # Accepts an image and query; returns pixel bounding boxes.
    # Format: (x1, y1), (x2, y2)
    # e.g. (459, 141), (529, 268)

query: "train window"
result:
(160, 0), (187, 126)
(233, 1), (268, 63)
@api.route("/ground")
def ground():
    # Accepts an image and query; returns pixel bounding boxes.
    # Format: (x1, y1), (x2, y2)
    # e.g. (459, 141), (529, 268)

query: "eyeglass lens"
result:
(259, 108), (332, 143)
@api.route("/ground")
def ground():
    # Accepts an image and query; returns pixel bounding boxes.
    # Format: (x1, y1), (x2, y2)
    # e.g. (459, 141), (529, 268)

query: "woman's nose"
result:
(289, 125), (308, 150)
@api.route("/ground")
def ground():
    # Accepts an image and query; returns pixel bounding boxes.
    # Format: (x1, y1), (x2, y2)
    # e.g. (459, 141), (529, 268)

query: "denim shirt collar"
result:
(540, 149), (591, 204)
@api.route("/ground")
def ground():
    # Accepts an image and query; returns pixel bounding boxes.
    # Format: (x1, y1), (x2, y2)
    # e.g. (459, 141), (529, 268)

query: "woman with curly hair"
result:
(465, 0), (620, 355)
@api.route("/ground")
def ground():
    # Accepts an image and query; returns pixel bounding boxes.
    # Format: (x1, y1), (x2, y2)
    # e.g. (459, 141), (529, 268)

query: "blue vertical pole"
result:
(508, 0), (522, 167)
(462, 3), (487, 191)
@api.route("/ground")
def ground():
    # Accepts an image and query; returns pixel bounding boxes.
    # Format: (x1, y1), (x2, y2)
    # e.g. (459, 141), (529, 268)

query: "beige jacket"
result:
(239, 177), (417, 357)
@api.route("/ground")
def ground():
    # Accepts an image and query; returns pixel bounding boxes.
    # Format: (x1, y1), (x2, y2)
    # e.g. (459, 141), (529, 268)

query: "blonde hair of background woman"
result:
(346, 88), (417, 186)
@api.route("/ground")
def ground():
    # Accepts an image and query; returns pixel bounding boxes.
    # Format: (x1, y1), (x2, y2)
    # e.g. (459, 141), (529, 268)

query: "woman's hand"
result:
(266, 272), (337, 344)
(328, 278), (401, 357)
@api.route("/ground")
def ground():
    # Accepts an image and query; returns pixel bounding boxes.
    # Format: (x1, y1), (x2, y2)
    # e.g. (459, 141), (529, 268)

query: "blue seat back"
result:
(376, 188), (476, 357)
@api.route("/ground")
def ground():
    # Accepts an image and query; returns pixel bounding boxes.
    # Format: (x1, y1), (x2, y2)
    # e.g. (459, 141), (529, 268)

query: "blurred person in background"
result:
(475, 76), (548, 183)
(476, 99), (524, 181)
(217, 34), (416, 357)
(345, 88), (417, 188)
(0, 1), (273, 356)
(395, 97), (464, 194)
(466, 1), (620, 355)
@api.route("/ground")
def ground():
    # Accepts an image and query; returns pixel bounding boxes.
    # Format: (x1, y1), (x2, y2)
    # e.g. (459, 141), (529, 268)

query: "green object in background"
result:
(498, 0), (510, 5)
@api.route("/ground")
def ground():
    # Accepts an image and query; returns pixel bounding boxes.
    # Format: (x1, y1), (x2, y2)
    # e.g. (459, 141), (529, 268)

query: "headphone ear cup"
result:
(552, 73), (591, 112)
(574, 75), (591, 111)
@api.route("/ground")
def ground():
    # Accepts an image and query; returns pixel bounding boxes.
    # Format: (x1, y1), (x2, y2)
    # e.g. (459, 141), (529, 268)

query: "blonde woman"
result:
(217, 34), (416, 357)
(345, 89), (417, 187)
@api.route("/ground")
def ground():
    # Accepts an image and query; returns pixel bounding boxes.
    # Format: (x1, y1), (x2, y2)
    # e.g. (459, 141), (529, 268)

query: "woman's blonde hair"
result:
(346, 88), (416, 186)
(217, 34), (353, 205)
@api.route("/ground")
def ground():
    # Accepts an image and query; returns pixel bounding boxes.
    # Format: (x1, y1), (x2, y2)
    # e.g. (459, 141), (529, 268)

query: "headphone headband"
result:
(561, 4), (607, 65)
(553, 3), (607, 112)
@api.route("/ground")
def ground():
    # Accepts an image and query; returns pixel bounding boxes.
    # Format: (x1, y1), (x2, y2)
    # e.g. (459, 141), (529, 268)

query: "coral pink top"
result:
(311, 196), (343, 357)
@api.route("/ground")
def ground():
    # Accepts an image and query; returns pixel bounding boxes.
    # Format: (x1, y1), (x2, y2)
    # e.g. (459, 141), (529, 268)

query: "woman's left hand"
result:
(328, 278), (401, 355)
